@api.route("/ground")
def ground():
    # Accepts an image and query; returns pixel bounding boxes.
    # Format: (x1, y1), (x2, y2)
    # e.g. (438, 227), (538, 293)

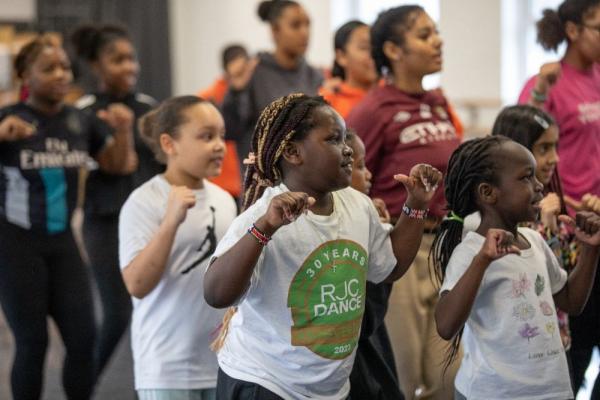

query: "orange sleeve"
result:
(447, 102), (464, 139)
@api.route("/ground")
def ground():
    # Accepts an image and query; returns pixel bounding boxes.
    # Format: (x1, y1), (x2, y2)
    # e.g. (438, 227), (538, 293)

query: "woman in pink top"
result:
(518, 0), (600, 396)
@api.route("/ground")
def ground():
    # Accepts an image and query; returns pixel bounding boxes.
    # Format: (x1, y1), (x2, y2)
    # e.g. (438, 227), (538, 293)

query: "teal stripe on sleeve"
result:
(40, 168), (68, 233)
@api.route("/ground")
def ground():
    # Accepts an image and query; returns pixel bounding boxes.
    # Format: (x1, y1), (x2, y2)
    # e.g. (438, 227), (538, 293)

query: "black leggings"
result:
(83, 214), (131, 379)
(0, 220), (95, 400)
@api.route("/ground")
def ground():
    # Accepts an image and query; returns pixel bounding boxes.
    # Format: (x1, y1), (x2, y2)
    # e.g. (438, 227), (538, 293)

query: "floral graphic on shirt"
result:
(539, 300), (554, 316)
(511, 273), (532, 298)
(512, 302), (536, 321)
(288, 240), (368, 360)
(519, 323), (540, 342)
(535, 274), (545, 296)
(546, 321), (556, 337)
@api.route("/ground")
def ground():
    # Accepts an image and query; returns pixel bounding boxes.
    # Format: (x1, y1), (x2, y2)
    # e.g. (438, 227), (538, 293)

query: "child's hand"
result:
(164, 186), (196, 227)
(0, 116), (36, 141)
(540, 192), (561, 234)
(394, 163), (443, 209)
(97, 103), (134, 134)
(559, 212), (600, 246)
(535, 62), (561, 94)
(372, 198), (391, 224)
(259, 192), (316, 234)
(478, 229), (521, 263)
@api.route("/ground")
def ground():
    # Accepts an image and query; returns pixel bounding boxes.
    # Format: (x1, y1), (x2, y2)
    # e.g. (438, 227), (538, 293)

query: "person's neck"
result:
(99, 83), (130, 99)
(284, 177), (334, 216)
(26, 95), (63, 115)
(345, 75), (375, 91)
(273, 48), (301, 70)
(391, 69), (425, 94)
(476, 210), (519, 238)
(563, 46), (594, 71)
(164, 166), (204, 190)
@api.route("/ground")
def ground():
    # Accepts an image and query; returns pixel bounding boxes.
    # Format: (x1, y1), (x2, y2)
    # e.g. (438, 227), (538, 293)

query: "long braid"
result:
(241, 93), (327, 210)
(429, 135), (510, 370)
(213, 93), (327, 353)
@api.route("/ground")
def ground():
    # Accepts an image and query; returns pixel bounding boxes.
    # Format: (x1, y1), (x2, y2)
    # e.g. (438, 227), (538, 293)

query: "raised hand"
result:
(228, 57), (259, 91)
(97, 103), (134, 134)
(372, 198), (391, 224)
(164, 186), (196, 227)
(535, 62), (561, 95)
(260, 192), (316, 234)
(478, 229), (521, 263)
(540, 192), (561, 234)
(559, 212), (600, 246)
(0, 116), (36, 142)
(394, 163), (443, 209)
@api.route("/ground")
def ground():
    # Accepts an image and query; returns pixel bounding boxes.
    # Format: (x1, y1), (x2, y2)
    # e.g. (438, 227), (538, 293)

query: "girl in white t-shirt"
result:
(119, 96), (237, 400)
(204, 93), (442, 400)
(430, 135), (600, 400)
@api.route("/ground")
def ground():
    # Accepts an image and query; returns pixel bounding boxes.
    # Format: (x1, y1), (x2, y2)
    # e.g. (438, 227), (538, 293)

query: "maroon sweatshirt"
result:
(346, 84), (460, 219)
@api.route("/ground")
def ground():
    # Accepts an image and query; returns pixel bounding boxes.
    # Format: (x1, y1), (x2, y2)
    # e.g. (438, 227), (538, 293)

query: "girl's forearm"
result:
(204, 216), (274, 308)
(554, 244), (600, 314)
(97, 129), (134, 173)
(435, 254), (490, 340)
(122, 220), (179, 299)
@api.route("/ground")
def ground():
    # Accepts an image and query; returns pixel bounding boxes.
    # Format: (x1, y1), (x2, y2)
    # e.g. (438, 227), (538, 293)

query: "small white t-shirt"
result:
(441, 227), (571, 400)
(209, 184), (396, 400)
(119, 175), (237, 390)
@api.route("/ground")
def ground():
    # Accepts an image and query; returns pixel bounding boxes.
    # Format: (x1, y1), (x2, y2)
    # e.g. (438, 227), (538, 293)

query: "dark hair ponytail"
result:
(537, 0), (600, 51)
(430, 135), (510, 369)
(331, 20), (367, 80)
(139, 95), (206, 164)
(370, 5), (424, 76)
(257, 0), (299, 23)
(70, 23), (129, 62)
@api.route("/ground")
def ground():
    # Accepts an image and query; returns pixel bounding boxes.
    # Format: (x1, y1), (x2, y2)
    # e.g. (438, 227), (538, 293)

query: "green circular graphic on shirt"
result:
(287, 239), (368, 360)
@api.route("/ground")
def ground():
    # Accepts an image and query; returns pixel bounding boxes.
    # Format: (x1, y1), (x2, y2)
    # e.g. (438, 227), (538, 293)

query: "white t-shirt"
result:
(441, 227), (571, 400)
(210, 184), (396, 400)
(119, 175), (237, 390)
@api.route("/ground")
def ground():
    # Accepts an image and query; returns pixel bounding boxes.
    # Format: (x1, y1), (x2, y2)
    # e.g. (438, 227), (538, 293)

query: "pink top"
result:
(519, 62), (600, 201)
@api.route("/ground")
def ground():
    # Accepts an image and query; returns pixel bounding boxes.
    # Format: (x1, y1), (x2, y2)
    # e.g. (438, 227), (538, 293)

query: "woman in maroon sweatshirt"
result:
(347, 5), (461, 400)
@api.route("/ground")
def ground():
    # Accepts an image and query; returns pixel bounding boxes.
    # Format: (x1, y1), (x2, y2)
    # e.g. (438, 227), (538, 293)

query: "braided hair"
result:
(370, 5), (424, 76)
(429, 135), (511, 368)
(241, 93), (328, 210)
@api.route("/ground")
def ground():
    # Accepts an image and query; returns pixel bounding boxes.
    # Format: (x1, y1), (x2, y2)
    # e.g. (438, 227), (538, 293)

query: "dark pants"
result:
(0, 220), (95, 400)
(216, 369), (283, 400)
(83, 214), (132, 380)
(570, 258), (600, 399)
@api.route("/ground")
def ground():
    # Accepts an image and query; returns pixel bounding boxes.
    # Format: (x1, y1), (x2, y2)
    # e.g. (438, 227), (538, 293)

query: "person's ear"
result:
(335, 48), (349, 69)
(565, 21), (580, 42)
(281, 141), (303, 166)
(383, 40), (404, 63)
(159, 133), (176, 158)
(477, 182), (498, 205)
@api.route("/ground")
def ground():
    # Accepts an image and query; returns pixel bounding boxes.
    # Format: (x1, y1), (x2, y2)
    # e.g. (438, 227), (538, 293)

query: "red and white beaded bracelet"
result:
(247, 223), (271, 246)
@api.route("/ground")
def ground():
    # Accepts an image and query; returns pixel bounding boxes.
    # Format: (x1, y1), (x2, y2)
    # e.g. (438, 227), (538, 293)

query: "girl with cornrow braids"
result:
(204, 93), (442, 400)
(346, 5), (462, 399)
(431, 136), (600, 399)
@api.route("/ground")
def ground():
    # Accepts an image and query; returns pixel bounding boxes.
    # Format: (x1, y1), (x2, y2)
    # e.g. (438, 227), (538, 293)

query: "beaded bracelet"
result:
(531, 89), (547, 103)
(247, 223), (271, 246)
(402, 203), (428, 220)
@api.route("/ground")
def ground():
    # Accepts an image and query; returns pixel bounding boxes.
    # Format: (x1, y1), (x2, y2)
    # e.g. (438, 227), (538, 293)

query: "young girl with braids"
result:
(204, 93), (442, 400)
(431, 135), (600, 400)
(119, 96), (236, 399)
